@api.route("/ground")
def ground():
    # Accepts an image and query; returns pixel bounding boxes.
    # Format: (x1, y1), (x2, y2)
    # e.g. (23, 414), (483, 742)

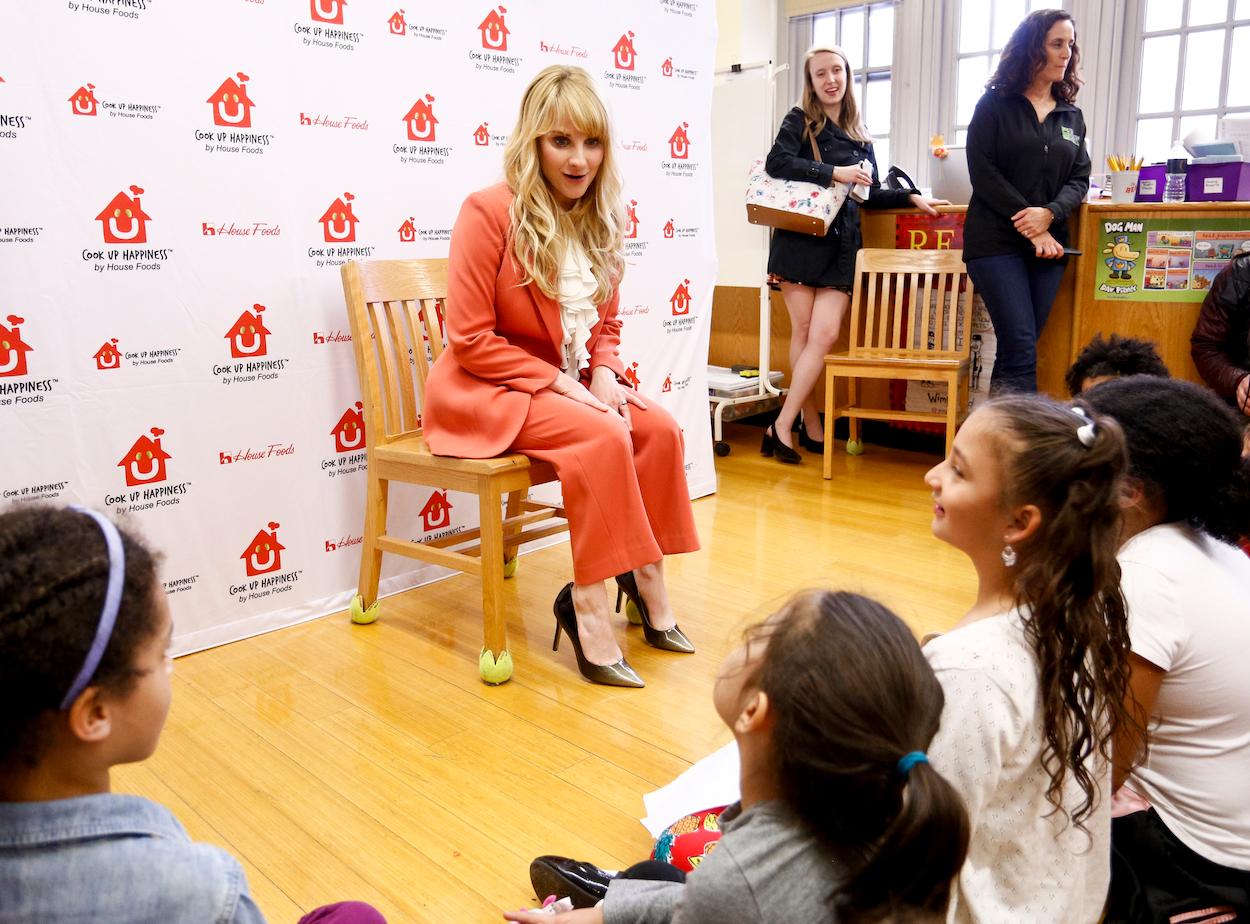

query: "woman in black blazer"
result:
(763, 46), (945, 464)
(964, 10), (1090, 395)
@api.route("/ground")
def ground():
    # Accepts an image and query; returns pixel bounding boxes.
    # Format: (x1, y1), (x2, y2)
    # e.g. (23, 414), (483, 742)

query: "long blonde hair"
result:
(503, 66), (624, 304)
(800, 46), (870, 143)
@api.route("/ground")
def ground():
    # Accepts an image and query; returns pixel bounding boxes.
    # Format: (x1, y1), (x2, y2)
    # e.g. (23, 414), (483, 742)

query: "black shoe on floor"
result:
(529, 855), (619, 909)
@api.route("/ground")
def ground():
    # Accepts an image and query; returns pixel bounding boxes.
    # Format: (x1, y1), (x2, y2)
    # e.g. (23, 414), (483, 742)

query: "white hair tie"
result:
(1070, 406), (1097, 448)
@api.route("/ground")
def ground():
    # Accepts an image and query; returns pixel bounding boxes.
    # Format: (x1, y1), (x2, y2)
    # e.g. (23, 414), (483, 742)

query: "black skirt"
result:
(767, 201), (862, 289)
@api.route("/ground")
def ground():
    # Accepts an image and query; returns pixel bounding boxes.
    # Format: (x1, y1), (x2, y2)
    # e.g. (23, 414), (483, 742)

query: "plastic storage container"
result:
(1186, 161), (1250, 201)
(1134, 163), (1166, 202)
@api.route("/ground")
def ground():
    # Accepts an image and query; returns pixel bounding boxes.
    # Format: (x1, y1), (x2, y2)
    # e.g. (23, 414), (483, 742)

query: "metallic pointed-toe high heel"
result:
(553, 583), (644, 687)
(614, 571), (695, 654)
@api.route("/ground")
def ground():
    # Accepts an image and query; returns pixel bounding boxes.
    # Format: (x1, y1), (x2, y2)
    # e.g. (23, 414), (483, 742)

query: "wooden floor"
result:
(114, 422), (974, 923)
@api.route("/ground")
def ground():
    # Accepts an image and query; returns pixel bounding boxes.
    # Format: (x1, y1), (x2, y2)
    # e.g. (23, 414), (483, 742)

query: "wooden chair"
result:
(822, 248), (976, 479)
(339, 258), (569, 684)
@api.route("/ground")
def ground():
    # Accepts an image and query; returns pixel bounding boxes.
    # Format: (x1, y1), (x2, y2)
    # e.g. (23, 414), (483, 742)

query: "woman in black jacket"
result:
(762, 46), (946, 464)
(964, 9), (1090, 395)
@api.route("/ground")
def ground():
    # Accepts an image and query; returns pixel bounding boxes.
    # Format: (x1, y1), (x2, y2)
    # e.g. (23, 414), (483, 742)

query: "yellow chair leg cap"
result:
(846, 439), (864, 456)
(503, 556), (518, 579)
(479, 648), (514, 685)
(349, 595), (380, 625)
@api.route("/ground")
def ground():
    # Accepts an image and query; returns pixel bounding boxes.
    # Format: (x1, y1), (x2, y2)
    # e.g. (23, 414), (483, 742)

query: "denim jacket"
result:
(0, 793), (267, 923)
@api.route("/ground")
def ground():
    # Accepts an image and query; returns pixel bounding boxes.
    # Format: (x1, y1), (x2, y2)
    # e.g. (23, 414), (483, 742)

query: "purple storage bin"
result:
(1134, 163), (1165, 202)
(1187, 162), (1250, 201)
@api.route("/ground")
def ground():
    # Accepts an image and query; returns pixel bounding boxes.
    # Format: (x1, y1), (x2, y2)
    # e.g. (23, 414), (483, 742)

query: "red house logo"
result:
(398, 218), (417, 242)
(671, 278), (692, 316)
(612, 32), (637, 71)
(473, 122), (490, 146)
(331, 401), (366, 453)
(208, 72), (255, 128)
(403, 95), (438, 142)
(225, 304), (270, 358)
(310, 0), (345, 25)
(668, 122), (690, 159)
(663, 218), (675, 239)
(69, 84), (99, 117)
(0, 315), (34, 378)
(662, 373), (672, 393)
(661, 57), (673, 77)
(624, 199), (639, 239)
(94, 338), (121, 370)
(96, 185), (151, 245)
(478, 6), (509, 51)
(117, 427), (171, 487)
(240, 521), (285, 576)
(623, 362), (641, 389)
(420, 489), (453, 531)
(319, 193), (359, 243)
(388, 9), (406, 34)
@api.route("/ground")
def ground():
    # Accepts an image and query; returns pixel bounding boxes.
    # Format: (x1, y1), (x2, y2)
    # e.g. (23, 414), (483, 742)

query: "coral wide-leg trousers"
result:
(509, 391), (701, 584)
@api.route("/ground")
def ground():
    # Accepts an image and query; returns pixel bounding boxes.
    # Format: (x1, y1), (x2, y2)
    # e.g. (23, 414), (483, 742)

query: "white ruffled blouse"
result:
(556, 245), (599, 377)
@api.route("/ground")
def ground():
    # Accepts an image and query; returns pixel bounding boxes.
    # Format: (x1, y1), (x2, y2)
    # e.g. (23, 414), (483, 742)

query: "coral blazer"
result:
(422, 183), (628, 459)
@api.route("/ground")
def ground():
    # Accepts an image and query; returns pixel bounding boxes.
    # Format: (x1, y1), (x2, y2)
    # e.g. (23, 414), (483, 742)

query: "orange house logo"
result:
(662, 373), (672, 393)
(663, 218), (675, 239)
(96, 185), (151, 245)
(118, 427), (171, 487)
(669, 122), (690, 159)
(478, 6), (509, 51)
(69, 84), (99, 116)
(0, 315), (34, 378)
(388, 9), (406, 34)
(420, 489), (453, 531)
(623, 362), (640, 389)
(403, 95), (438, 142)
(398, 218), (417, 242)
(331, 401), (365, 453)
(310, 0), (346, 25)
(624, 199), (639, 239)
(671, 278), (692, 316)
(225, 304), (270, 358)
(612, 32), (637, 70)
(319, 193), (359, 243)
(94, 338), (122, 370)
(661, 57), (673, 77)
(208, 72), (256, 128)
(473, 122), (490, 146)
(240, 521), (285, 576)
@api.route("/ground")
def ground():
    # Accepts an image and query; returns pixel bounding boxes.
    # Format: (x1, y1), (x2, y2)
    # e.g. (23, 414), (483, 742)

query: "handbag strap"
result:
(806, 125), (822, 163)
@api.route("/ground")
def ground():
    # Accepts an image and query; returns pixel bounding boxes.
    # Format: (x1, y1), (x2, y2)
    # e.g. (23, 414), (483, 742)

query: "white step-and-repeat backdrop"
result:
(0, 0), (717, 654)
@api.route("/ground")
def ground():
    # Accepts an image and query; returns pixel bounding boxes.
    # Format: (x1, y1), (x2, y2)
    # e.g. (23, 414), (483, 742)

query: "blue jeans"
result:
(966, 253), (1067, 394)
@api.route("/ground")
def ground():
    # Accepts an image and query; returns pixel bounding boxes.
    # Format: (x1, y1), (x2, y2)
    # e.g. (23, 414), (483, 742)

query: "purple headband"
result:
(59, 507), (125, 710)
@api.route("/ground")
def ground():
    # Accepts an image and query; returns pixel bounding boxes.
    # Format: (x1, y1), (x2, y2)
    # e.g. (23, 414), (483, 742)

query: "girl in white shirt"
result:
(923, 395), (1135, 923)
(1084, 376), (1250, 922)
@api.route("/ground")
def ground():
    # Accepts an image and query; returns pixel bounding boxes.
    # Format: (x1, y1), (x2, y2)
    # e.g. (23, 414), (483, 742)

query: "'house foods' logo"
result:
(420, 490), (453, 530)
(671, 278), (692, 315)
(478, 6), (509, 50)
(208, 73), (256, 128)
(241, 521), (285, 576)
(69, 84), (99, 117)
(118, 427), (171, 486)
(473, 122), (490, 146)
(403, 94), (437, 142)
(612, 32), (637, 70)
(624, 199), (639, 239)
(94, 338), (121, 370)
(96, 185), (151, 244)
(331, 401), (366, 452)
(1, 315), (33, 378)
(319, 193), (358, 242)
(388, 9), (406, 33)
(668, 122), (690, 159)
(225, 303), (270, 357)
(310, 0), (346, 25)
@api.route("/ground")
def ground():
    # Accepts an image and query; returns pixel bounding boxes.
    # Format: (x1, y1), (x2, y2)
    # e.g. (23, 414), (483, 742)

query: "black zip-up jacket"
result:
(1191, 251), (1250, 403)
(963, 90), (1091, 261)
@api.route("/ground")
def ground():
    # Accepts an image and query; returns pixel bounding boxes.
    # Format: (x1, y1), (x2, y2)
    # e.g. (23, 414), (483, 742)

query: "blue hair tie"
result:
(59, 507), (126, 710)
(897, 751), (928, 776)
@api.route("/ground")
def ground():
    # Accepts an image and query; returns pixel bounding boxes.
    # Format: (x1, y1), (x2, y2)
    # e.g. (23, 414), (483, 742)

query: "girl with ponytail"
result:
(507, 589), (970, 923)
(923, 394), (1134, 923)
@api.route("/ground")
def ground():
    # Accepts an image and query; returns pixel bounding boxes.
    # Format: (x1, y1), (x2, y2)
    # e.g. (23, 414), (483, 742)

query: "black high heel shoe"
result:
(760, 425), (801, 464)
(552, 583), (644, 687)
(614, 571), (695, 653)
(797, 413), (825, 454)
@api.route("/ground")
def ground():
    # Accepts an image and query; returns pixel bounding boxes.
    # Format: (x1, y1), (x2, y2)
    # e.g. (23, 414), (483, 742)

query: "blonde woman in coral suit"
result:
(423, 66), (700, 688)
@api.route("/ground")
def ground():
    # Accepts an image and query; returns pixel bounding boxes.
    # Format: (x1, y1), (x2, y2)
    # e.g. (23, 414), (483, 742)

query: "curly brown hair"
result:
(985, 396), (1134, 830)
(987, 9), (1083, 104)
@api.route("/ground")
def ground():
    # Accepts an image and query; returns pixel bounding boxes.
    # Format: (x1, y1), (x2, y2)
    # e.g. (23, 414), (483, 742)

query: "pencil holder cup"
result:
(1109, 170), (1140, 204)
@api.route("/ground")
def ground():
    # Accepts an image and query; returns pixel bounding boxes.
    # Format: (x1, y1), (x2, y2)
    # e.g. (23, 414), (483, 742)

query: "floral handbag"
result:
(745, 129), (849, 237)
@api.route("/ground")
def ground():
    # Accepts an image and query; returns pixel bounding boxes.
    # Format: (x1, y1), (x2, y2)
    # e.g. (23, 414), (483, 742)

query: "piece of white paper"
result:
(640, 742), (742, 838)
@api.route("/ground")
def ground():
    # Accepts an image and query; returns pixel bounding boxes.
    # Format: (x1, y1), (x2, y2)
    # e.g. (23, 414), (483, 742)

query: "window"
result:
(1134, 0), (1250, 165)
(953, 0), (1056, 143)
(809, 1), (894, 170)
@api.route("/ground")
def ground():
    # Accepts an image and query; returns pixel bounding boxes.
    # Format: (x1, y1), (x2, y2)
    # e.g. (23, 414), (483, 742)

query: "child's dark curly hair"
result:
(1066, 333), (1169, 396)
(0, 505), (161, 771)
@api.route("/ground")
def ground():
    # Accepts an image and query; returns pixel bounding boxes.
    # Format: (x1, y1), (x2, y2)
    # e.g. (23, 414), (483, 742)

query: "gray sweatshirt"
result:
(602, 800), (840, 924)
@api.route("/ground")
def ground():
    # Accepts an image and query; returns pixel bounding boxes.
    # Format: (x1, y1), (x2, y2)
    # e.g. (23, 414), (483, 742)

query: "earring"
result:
(1001, 544), (1017, 568)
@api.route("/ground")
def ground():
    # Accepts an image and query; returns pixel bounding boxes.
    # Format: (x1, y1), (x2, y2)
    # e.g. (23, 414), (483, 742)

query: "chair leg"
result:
(477, 479), (512, 685)
(503, 490), (523, 578)
(846, 378), (863, 456)
(944, 373), (960, 458)
(823, 368), (835, 480)
(351, 474), (388, 625)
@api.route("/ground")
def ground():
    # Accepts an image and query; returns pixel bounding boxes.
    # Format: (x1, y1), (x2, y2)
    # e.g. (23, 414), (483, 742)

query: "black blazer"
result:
(764, 107), (911, 288)
(964, 90), (1091, 261)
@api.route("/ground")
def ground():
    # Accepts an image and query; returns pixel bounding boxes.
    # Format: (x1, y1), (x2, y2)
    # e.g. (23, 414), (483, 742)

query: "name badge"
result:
(1060, 126), (1080, 146)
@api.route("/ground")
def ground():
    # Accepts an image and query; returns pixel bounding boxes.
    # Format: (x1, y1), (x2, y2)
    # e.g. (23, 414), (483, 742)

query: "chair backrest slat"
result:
(340, 259), (450, 446)
(848, 248), (972, 358)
